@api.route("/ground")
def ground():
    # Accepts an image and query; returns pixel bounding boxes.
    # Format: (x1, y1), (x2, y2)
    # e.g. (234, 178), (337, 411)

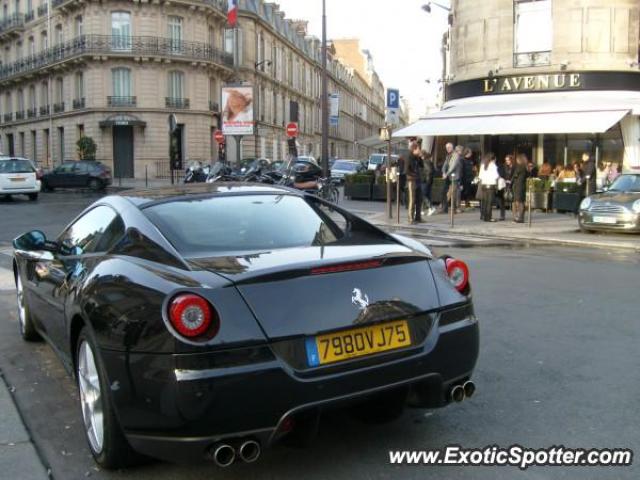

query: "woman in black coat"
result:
(512, 153), (528, 223)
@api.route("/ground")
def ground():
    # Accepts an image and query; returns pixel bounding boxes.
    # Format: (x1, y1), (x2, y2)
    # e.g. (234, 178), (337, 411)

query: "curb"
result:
(374, 222), (640, 253)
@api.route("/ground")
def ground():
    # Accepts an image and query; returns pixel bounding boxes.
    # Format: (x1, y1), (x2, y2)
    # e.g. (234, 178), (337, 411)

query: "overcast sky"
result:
(275, 0), (450, 121)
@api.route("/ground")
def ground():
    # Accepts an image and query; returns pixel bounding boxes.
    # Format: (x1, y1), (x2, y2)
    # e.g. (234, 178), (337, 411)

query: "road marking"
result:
(0, 265), (15, 291)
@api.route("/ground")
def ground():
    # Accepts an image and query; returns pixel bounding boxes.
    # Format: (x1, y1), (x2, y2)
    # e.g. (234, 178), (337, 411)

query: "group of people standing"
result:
(477, 153), (529, 223)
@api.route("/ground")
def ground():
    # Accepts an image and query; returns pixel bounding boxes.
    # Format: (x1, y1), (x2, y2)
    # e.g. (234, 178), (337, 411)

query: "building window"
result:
(17, 89), (24, 112)
(168, 70), (184, 99)
(28, 36), (35, 56)
(28, 85), (35, 110)
(514, 0), (552, 67)
(75, 16), (83, 37)
(77, 124), (84, 139)
(111, 67), (132, 99)
(55, 77), (63, 103)
(75, 72), (84, 100)
(40, 81), (48, 108)
(111, 11), (131, 50)
(16, 41), (22, 61)
(55, 24), (63, 45)
(31, 130), (37, 163)
(19, 132), (25, 157)
(41, 30), (47, 50)
(168, 16), (183, 52)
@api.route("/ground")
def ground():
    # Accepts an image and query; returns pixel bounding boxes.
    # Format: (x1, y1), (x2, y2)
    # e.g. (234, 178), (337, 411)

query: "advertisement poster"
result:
(222, 85), (254, 135)
(329, 93), (340, 127)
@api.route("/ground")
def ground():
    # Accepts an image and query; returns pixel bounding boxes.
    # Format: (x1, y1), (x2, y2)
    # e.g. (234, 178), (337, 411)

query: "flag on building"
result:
(227, 0), (238, 27)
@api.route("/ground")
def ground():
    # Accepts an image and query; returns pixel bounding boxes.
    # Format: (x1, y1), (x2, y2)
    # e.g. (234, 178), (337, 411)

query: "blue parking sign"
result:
(386, 89), (400, 109)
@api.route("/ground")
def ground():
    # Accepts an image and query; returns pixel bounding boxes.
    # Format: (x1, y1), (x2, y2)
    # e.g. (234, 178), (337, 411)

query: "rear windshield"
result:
(0, 159), (34, 174)
(369, 155), (385, 165)
(333, 161), (357, 171)
(144, 194), (346, 256)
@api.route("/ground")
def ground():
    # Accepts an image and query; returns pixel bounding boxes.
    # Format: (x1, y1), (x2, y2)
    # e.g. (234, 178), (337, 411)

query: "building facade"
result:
(400, 0), (640, 171)
(0, 0), (234, 178)
(0, 0), (388, 177)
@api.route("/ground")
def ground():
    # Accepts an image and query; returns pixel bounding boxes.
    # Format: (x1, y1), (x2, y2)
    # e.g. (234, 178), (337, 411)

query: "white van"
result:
(367, 153), (398, 171)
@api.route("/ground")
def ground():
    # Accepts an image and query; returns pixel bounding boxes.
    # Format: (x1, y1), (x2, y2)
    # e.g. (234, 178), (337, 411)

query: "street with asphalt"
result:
(0, 191), (638, 480)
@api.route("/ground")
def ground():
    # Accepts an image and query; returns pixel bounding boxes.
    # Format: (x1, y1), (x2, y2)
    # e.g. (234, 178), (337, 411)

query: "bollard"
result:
(527, 181), (532, 228)
(450, 174), (456, 228)
(396, 177), (400, 225)
(585, 175), (591, 197)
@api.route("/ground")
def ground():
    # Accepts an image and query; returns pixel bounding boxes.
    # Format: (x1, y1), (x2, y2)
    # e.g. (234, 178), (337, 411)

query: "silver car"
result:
(578, 174), (640, 233)
(331, 159), (363, 183)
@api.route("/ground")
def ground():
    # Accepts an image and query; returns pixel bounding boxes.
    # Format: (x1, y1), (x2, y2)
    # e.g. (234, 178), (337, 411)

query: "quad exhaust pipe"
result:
(209, 439), (261, 466)
(449, 380), (476, 403)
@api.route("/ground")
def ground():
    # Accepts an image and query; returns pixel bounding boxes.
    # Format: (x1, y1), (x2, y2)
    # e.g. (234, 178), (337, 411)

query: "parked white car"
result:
(367, 153), (398, 171)
(0, 157), (41, 201)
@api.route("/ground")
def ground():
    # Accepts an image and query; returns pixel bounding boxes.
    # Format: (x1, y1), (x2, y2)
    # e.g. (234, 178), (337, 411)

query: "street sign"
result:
(214, 130), (225, 144)
(286, 122), (298, 138)
(329, 93), (340, 127)
(386, 89), (400, 109)
(168, 113), (177, 133)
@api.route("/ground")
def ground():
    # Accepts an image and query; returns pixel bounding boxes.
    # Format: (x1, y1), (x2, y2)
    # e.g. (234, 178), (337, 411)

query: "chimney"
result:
(291, 20), (309, 36)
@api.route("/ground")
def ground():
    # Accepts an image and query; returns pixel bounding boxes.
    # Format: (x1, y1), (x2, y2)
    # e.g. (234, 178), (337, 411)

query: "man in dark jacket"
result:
(581, 152), (597, 197)
(420, 150), (435, 215)
(406, 142), (424, 223)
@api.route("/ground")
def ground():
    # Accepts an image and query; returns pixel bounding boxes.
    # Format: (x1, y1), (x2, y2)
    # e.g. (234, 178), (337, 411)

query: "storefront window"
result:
(543, 135), (564, 167)
(566, 134), (595, 166)
(598, 126), (624, 168)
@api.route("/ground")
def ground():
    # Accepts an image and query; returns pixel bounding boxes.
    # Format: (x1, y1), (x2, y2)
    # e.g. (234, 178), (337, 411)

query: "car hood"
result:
(591, 191), (640, 205)
(186, 245), (442, 339)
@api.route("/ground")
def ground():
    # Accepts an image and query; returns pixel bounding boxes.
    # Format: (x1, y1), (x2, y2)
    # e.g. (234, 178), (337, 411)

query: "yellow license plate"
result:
(306, 320), (411, 367)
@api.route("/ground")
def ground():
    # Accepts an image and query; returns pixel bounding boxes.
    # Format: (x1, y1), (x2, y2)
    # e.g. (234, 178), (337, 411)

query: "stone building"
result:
(397, 0), (640, 171)
(0, 0), (388, 177)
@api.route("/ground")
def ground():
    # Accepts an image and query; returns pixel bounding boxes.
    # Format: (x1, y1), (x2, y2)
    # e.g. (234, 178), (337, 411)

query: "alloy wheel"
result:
(78, 340), (104, 454)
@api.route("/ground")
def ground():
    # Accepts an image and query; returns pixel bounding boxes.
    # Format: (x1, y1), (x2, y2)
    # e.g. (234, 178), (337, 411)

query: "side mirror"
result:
(13, 230), (47, 251)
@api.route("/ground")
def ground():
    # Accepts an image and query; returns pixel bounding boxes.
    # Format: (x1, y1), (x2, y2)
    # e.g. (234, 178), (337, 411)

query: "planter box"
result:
(431, 183), (445, 205)
(344, 182), (371, 200)
(527, 191), (552, 212)
(553, 192), (580, 213)
(372, 184), (387, 201)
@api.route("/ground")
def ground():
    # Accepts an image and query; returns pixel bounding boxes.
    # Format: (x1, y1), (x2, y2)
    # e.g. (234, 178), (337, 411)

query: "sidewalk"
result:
(0, 372), (49, 480)
(337, 197), (640, 251)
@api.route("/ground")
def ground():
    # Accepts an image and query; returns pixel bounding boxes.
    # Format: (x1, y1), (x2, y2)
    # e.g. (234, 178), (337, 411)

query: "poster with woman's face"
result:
(222, 86), (254, 135)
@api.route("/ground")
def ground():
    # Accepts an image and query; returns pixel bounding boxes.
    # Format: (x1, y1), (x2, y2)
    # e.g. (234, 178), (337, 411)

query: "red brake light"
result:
(311, 259), (383, 275)
(168, 294), (217, 338)
(445, 258), (470, 293)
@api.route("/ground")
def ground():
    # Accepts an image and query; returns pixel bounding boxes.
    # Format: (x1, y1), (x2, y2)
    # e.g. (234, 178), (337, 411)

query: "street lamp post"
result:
(321, 0), (329, 178)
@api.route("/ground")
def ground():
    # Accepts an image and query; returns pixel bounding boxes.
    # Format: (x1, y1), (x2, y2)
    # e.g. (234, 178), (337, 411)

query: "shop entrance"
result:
(113, 126), (134, 178)
(489, 135), (537, 162)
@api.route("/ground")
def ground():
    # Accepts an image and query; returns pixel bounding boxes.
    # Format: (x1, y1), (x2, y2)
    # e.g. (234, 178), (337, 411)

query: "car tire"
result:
(88, 179), (102, 191)
(350, 386), (408, 425)
(76, 327), (142, 469)
(15, 272), (41, 342)
(28, 193), (38, 201)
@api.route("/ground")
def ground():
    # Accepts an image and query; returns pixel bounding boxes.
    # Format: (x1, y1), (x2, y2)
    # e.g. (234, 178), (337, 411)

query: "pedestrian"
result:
(440, 142), (455, 212)
(538, 161), (553, 179)
(527, 160), (538, 178)
(479, 152), (499, 222)
(581, 152), (597, 197)
(442, 144), (463, 213)
(512, 153), (528, 223)
(573, 161), (583, 187)
(496, 155), (514, 221)
(608, 163), (620, 184)
(461, 147), (477, 208)
(420, 150), (436, 216)
(406, 141), (424, 224)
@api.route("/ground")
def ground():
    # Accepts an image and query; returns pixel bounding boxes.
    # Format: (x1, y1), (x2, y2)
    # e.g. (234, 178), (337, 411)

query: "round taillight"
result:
(168, 294), (215, 338)
(445, 258), (470, 293)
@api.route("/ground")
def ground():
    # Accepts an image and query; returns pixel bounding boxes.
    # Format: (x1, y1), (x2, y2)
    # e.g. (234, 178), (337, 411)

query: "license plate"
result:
(305, 320), (411, 367)
(10, 177), (26, 182)
(593, 216), (617, 224)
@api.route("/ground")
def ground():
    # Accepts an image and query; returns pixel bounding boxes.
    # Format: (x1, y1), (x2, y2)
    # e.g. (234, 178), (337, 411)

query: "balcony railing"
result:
(0, 34), (234, 83)
(3, 113), (13, 122)
(0, 13), (25, 36)
(25, 10), (35, 22)
(73, 97), (85, 109)
(15, 110), (25, 120)
(209, 101), (220, 112)
(166, 97), (190, 109)
(37, 3), (48, 17)
(53, 102), (65, 113)
(39, 105), (50, 115)
(108, 96), (136, 107)
(27, 108), (37, 118)
(514, 51), (551, 68)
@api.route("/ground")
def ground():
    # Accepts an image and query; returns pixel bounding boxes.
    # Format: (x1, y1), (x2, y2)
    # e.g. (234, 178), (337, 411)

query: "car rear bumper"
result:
(102, 305), (479, 463)
(579, 210), (640, 232)
(0, 181), (41, 194)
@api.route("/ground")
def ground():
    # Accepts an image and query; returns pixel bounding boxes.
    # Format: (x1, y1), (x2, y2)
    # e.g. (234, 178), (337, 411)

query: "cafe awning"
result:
(359, 134), (406, 149)
(394, 91), (638, 137)
(99, 114), (147, 128)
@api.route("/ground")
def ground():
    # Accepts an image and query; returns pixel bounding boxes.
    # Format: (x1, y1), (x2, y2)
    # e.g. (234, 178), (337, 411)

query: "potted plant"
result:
(344, 172), (373, 200)
(371, 174), (388, 201)
(77, 136), (97, 161)
(553, 181), (581, 213)
(526, 178), (553, 212)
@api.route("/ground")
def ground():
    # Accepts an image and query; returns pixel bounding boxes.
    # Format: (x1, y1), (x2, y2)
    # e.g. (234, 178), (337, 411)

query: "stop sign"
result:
(286, 122), (298, 138)
(214, 130), (225, 144)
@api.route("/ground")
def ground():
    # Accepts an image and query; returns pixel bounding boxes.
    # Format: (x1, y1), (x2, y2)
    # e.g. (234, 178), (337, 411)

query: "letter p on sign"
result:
(387, 89), (400, 109)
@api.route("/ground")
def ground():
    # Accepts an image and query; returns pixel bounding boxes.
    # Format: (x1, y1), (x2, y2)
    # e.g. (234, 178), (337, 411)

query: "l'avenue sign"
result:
(482, 73), (581, 94)
(446, 71), (640, 101)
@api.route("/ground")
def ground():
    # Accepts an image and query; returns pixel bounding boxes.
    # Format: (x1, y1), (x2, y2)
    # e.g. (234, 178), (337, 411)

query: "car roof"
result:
(117, 182), (301, 208)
